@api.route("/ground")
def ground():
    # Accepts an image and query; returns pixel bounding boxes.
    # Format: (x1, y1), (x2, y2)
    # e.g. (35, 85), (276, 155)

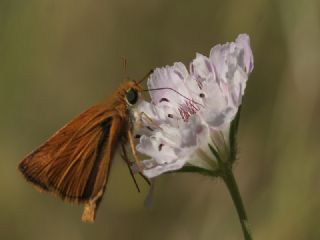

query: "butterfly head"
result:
(121, 69), (153, 107)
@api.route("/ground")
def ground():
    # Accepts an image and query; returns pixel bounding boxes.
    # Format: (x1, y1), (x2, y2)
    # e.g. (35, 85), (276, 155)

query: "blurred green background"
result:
(1, 0), (320, 239)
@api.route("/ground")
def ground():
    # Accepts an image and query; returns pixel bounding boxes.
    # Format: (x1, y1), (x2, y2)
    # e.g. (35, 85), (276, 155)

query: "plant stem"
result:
(222, 168), (252, 240)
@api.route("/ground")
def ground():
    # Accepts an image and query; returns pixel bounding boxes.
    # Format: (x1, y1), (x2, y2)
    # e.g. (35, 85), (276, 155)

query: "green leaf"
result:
(229, 106), (242, 163)
(208, 143), (222, 165)
(171, 165), (221, 177)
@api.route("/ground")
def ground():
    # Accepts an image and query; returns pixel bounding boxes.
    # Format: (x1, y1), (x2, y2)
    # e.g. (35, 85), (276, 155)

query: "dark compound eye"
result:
(126, 88), (139, 105)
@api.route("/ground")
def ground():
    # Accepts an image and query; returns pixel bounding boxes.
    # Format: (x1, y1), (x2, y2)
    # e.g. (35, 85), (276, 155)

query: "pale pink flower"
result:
(135, 34), (253, 178)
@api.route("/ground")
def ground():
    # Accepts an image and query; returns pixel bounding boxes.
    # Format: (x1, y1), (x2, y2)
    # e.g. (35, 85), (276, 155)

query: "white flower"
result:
(135, 34), (253, 178)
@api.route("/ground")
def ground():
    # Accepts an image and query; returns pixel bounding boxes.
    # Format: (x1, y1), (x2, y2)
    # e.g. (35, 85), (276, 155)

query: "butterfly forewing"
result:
(18, 104), (124, 204)
(18, 80), (147, 222)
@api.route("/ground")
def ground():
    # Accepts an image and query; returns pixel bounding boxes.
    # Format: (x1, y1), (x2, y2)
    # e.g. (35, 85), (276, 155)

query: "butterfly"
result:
(18, 71), (152, 222)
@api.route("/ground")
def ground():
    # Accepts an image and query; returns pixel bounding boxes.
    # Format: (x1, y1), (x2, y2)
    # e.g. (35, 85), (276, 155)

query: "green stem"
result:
(222, 168), (252, 240)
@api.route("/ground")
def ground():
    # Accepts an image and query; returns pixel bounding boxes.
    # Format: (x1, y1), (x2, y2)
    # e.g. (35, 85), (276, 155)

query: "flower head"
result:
(134, 34), (253, 178)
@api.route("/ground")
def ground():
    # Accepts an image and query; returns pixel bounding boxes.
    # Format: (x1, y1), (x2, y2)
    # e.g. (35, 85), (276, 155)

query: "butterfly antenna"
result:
(137, 69), (154, 85)
(121, 56), (128, 80)
(143, 87), (204, 107)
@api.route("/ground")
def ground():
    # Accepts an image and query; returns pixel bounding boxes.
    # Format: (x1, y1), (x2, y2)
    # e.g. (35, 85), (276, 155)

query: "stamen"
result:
(197, 80), (203, 89)
(160, 98), (169, 103)
(178, 100), (201, 121)
(147, 126), (154, 131)
(158, 144), (164, 151)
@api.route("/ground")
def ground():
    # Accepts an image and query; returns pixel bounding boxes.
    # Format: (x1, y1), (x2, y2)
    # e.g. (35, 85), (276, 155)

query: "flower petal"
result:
(137, 134), (178, 164)
(199, 80), (236, 127)
(142, 157), (187, 178)
(137, 115), (216, 177)
(235, 34), (254, 74)
(209, 33), (253, 107)
(190, 53), (216, 85)
(147, 63), (191, 108)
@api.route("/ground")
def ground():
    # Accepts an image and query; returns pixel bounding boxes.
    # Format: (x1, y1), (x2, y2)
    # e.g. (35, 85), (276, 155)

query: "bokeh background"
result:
(1, 0), (320, 239)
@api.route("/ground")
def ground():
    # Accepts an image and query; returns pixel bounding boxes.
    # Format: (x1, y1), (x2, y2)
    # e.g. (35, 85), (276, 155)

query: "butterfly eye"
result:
(125, 88), (139, 105)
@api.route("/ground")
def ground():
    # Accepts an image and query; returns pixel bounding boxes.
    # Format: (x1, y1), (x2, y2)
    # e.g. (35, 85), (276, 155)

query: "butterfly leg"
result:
(127, 129), (143, 172)
(120, 143), (141, 192)
(140, 112), (162, 130)
(144, 178), (155, 208)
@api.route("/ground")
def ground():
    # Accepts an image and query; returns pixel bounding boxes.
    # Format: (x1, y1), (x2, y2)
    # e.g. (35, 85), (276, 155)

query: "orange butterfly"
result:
(18, 71), (152, 222)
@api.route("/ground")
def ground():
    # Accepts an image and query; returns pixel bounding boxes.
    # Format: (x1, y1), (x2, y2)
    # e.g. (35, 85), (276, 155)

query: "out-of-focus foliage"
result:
(1, 0), (320, 239)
